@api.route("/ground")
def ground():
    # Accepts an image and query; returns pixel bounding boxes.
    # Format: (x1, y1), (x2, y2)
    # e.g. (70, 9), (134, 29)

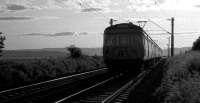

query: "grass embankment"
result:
(153, 51), (200, 103)
(0, 56), (104, 91)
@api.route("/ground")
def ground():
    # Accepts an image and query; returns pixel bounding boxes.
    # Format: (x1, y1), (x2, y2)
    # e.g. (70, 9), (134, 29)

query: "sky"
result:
(0, 0), (200, 50)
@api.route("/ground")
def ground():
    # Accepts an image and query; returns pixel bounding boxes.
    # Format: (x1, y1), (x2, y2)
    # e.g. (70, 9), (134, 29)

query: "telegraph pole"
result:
(171, 17), (174, 56)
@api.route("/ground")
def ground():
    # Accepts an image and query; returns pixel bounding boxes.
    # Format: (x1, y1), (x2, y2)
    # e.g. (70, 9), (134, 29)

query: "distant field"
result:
(162, 47), (191, 56)
(1, 50), (67, 59)
(1, 48), (103, 59)
(1, 47), (190, 59)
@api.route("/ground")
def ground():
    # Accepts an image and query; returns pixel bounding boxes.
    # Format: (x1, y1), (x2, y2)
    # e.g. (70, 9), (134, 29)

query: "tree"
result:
(192, 36), (200, 51)
(0, 32), (5, 56)
(67, 45), (82, 58)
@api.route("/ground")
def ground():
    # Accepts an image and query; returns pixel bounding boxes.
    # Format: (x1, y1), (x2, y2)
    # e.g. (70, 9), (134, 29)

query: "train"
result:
(103, 22), (162, 74)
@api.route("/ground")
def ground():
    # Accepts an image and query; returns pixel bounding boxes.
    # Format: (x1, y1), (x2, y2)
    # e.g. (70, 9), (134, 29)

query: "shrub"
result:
(192, 36), (200, 51)
(67, 45), (82, 58)
(0, 32), (5, 57)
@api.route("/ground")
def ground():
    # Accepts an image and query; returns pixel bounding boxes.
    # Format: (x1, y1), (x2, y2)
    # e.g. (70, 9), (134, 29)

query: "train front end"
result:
(103, 23), (145, 73)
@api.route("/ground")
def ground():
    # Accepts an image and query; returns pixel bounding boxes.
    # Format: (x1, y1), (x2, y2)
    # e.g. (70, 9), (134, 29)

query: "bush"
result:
(67, 45), (82, 58)
(192, 36), (200, 51)
(0, 32), (5, 57)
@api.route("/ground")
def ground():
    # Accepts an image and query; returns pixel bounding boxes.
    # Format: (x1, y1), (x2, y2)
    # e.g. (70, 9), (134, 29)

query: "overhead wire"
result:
(136, 0), (171, 39)
(148, 19), (171, 35)
(78, 0), (197, 48)
(131, 0), (169, 49)
(147, 32), (200, 35)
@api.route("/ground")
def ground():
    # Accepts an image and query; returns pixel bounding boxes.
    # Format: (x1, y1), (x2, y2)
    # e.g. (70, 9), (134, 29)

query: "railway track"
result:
(55, 70), (148, 103)
(0, 68), (109, 103)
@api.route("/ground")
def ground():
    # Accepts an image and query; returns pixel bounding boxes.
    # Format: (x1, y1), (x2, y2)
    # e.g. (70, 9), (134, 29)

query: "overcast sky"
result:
(0, 0), (200, 50)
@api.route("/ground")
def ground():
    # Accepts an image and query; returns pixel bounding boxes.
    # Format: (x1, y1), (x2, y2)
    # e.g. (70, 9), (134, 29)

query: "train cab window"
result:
(116, 35), (120, 45)
(105, 35), (116, 46)
(120, 36), (126, 45)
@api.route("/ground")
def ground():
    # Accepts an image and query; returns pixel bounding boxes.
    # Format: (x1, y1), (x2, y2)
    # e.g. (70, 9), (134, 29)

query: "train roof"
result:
(105, 23), (142, 31)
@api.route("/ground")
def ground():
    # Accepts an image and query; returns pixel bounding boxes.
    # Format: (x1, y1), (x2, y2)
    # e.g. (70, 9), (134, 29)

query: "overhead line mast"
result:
(149, 17), (175, 56)
(171, 17), (174, 56)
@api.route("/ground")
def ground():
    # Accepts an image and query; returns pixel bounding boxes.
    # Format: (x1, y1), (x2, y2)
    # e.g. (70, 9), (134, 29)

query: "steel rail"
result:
(0, 68), (108, 103)
(55, 77), (115, 103)
(56, 70), (149, 103)
(101, 78), (134, 103)
(101, 70), (147, 103)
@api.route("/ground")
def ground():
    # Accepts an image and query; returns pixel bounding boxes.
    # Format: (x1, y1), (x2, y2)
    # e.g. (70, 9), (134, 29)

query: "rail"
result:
(0, 68), (109, 103)
(56, 70), (148, 103)
(102, 70), (148, 103)
(55, 76), (115, 103)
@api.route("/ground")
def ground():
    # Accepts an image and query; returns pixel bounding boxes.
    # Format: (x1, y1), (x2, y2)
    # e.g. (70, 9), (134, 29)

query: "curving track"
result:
(0, 68), (109, 103)
(0, 65), (158, 103)
(55, 70), (148, 103)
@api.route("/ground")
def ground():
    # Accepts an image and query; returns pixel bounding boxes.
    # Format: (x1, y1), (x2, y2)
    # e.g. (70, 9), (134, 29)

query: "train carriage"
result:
(103, 23), (162, 73)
